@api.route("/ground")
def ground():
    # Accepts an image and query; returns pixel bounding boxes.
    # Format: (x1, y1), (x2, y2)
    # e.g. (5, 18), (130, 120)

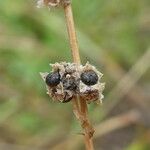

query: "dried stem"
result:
(64, 3), (94, 150)
(64, 3), (80, 64)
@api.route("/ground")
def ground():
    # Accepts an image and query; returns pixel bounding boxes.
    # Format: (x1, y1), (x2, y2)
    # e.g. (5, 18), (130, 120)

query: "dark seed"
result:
(45, 71), (60, 87)
(62, 76), (77, 90)
(81, 70), (98, 86)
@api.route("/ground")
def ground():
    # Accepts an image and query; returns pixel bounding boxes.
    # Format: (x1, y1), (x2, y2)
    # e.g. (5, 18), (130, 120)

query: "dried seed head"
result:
(37, 0), (71, 8)
(41, 62), (105, 104)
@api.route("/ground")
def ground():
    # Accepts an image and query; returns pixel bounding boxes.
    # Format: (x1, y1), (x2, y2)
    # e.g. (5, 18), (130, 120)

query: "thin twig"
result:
(101, 48), (150, 118)
(50, 110), (140, 150)
(64, 3), (80, 64)
(95, 110), (140, 138)
(64, 3), (94, 150)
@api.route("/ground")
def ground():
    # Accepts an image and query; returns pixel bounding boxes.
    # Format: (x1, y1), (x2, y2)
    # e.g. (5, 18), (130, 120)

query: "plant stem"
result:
(64, 3), (80, 64)
(63, 3), (94, 150)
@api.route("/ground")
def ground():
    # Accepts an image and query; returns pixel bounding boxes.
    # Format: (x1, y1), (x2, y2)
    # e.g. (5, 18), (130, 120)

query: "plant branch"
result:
(64, 3), (80, 64)
(50, 110), (140, 150)
(63, 3), (94, 150)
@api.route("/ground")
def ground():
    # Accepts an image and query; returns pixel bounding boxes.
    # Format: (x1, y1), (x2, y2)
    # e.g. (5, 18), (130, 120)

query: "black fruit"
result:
(81, 70), (98, 86)
(45, 71), (60, 86)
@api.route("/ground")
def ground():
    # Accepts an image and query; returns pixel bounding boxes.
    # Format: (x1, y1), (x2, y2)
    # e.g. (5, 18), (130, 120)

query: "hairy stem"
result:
(63, 3), (94, 150)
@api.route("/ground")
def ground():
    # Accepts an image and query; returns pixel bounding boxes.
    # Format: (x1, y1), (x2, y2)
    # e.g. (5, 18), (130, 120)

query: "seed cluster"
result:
(37, 0), (71, 8)
(41, 62), (105, 104)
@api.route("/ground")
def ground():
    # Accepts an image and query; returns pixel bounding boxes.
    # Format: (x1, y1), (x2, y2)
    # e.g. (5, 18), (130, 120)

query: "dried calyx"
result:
(40, 62), (105, 104)
(37, 0), (71, 8)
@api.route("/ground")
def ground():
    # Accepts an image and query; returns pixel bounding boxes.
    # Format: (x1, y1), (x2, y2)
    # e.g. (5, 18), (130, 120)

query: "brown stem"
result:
(84, 134), (94, 150)
(63, 3), (94, 150)
(64, 3), (80, 64)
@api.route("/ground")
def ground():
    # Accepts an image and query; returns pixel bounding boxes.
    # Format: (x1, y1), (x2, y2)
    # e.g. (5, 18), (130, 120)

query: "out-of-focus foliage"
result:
(0, 0), (149, 150)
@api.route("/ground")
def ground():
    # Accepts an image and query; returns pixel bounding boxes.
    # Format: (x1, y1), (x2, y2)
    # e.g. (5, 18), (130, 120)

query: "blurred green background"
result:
(0, 0), (150, 150)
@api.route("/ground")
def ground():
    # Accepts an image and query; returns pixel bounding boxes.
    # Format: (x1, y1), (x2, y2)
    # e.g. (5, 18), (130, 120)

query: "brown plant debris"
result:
(40, 62), (105, 104)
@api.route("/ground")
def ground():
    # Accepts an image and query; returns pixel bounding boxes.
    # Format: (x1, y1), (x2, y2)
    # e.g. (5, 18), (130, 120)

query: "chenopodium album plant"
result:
(38, 0), (105, 149)
(38, 0), (105, 104)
